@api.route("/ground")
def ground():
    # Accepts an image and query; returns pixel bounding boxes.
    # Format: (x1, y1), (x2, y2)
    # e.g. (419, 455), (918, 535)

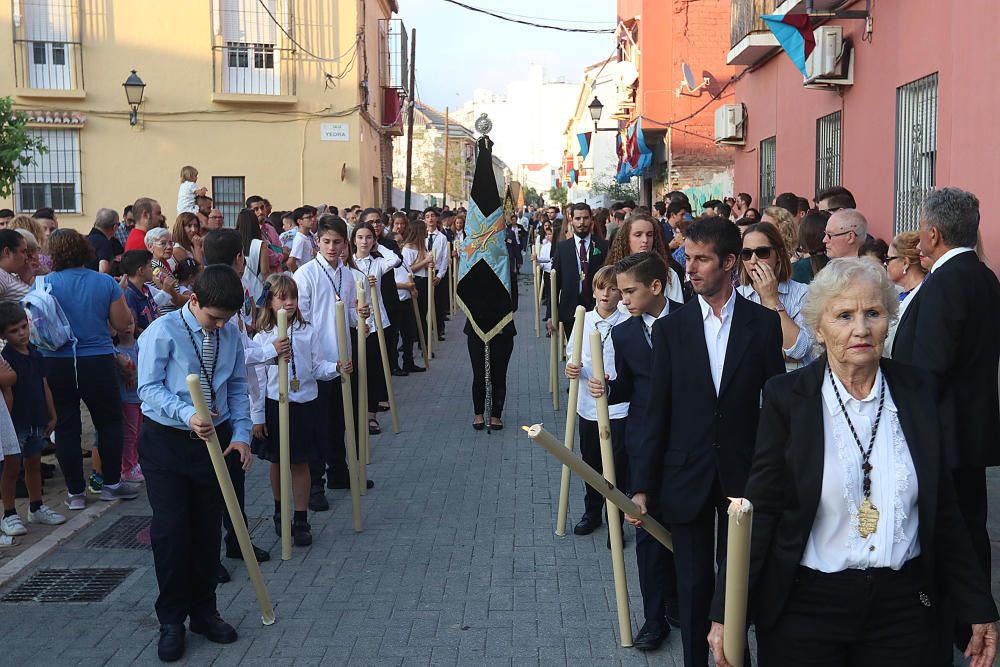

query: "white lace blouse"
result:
(800, 368), (921, 572)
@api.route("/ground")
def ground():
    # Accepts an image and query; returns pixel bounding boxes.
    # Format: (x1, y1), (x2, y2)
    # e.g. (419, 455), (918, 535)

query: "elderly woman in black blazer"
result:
(707, 257), (998, 667)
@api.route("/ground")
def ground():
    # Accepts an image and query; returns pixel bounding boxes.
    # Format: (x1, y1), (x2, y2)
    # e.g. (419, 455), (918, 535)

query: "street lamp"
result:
(588, 96), (603, 129)
(122, 70), (146, 126)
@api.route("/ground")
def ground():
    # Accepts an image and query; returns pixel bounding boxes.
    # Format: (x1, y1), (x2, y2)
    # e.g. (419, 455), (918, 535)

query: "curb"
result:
(0, 500), (116, 589)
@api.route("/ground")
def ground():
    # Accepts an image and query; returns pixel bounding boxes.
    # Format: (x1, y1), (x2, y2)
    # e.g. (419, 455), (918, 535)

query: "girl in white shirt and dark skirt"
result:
(252, 275), (342, 546)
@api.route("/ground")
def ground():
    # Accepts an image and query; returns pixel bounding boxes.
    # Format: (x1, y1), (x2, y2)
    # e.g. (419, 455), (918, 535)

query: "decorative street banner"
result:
(577, 132), (592, 160)
(762, 13), (816, 78)
(457, 135), (512, 343)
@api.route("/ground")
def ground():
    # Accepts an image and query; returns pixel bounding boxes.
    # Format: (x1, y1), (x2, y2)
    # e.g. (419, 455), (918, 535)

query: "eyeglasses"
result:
(819, 206), (845, 213)
(884, 255), (902, 266)
(823, 229), (853, 239)
(740, 246), (773, 261)
(208, 215), (224, 220)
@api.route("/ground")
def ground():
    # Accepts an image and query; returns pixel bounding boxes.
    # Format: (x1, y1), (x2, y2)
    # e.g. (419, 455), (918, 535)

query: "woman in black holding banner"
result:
(459, 127), (516, 433)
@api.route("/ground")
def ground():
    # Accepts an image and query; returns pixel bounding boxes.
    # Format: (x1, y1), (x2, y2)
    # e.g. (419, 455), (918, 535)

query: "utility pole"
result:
(442, 107), (449, 209)
(403, 28), (416, 212)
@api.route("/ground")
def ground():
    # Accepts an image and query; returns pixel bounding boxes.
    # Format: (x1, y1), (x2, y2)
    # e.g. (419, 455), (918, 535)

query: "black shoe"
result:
(437, 335), (445, 342)
(272, 514), (281, 537)
(158, 624), (186, 662)
(472, 419), (485, 431)
(403, 365), (426, 373)
(225, 542), (270, 562)
(214, 562), (230, 584)
(633, 619), (670, 651)
(391, 368), (409, 377)
(308, 487), (330, 512)
(189, 613), (238, 644)
(328, 477), (375, 490)
(292, 520), (312, 546)
(573, 515), (601, 536)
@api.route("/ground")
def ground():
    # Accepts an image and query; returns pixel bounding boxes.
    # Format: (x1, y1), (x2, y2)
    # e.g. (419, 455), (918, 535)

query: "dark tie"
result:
(427, 233), (434, 251)
(579, 238), (591, 305)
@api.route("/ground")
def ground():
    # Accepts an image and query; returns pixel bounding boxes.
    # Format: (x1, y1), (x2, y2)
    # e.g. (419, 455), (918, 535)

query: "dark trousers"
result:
(397, 299), (419, 368)
(671, 489), (728, 667)
(385, 321), (400, 372)
(364, 330), (387, 411)
(221, 451), (247, 553)
(467, 331), (514, 418)
(416, 278), (430, 347)
(312, 376), (358, 488)
(139, 419), (230, 625)
(434, 271), (449, 332)
(578, 416), (628, 519)
(757, 559), (929, 666)
(46, 354), (124, 492)
(509, 267), (519, 312)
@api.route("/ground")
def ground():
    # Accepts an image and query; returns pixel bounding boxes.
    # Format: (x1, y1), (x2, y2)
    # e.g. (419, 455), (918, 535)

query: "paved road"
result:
(0, 274), (998, 665)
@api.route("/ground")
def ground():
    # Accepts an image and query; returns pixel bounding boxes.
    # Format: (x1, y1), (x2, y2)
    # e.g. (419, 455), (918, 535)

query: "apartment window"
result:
(894, 73), (938, 233)
(219, 0), (282, 95)
(759, 136), (776, 207)
(212, 176), (245, 227)
(815, 111), (842, 193)
(14, 0), (82, 90)
(15, 128), (81, 213)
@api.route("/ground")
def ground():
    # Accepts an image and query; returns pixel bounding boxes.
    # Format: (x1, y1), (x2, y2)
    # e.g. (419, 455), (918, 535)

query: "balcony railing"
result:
(12, 0), (85, 93)
(730, 0), (779, 50)
(211, 43), (296, 97)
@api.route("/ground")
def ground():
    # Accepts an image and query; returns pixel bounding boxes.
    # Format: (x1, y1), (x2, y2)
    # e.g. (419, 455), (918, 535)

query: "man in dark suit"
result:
(591, 252), (682, 651)
(891, 187), (1000, 658)
(630, 217), (784, 667)
(545, 202), (608, 338)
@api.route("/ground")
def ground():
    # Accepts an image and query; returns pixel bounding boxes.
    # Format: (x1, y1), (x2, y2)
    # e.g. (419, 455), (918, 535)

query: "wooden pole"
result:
(184, 375), (276, 625)
(276, 309), (291, 561)
(531, 249), (540, 338)
(411, 273), (429, 368)
(370, 282), (400, 434)
(443, 107), (449, 209)
(590, 331), (632, 647)
(427, 271), (436, 355)
(448, 241), (456, 313)
(356, 280), (370, 485)
(523, 424), (673, 551)
(403, 29), (416, 212)
(335, 301), (363, 532)
(555, 306), (586, 536)
(723, 498), (753, 667)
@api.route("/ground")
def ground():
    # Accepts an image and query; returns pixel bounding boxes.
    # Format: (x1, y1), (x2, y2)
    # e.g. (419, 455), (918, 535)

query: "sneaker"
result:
(28, 504), (67, 526)
(100, 481), (140, 501)
(1, 514), (27, 536)
(121, 465), (145, 483)
(0, 535), (14, 547)
(65, 493), (86, 511)
(87, 472), (104, 495)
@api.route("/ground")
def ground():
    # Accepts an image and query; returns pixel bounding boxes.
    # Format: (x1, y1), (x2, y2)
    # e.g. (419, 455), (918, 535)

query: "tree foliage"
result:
(547, 187), (568, 206)
(0, 97), (46, 199)
(590, 174), (639, 202)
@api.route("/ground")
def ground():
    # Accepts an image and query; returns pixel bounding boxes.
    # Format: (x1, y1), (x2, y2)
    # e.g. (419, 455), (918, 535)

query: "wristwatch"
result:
(772, 302), (786, 313)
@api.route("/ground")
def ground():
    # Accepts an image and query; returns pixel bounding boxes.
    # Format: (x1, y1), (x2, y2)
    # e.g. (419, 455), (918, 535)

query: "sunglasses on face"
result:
(740, 246), (773, 261)
(884, 255), (902, 267)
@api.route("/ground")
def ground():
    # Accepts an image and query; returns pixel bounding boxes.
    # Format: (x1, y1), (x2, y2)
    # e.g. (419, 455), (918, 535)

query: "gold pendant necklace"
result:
(858, 497), (880, 538)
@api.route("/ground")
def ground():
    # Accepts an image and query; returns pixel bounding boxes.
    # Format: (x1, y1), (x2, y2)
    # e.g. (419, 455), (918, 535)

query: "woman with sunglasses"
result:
(737, 221), (814, 371)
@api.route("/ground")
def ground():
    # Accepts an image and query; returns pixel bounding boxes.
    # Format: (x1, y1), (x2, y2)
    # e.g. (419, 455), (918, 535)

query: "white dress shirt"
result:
(402, 246), (428, 278)
(353, 243), (402, 330)
(930, 246), (975, 272)
(801, 368), (921, 572)
(394, 265), (413, 302)
(250, 321), (340, 423)
(698, 290), (736, 394)
(292, 255), (358, 371)
(537, 238), (553, 273)
(426, 229), (449, 278)
(565, 308), (629, 421)
(737, 280), (814, 371)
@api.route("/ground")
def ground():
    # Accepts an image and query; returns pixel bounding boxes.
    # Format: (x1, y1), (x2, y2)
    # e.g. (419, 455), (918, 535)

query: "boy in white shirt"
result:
(287, 206), (318, 273)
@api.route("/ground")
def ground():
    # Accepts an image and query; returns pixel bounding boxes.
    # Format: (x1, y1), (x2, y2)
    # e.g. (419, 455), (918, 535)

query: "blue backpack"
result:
(22, 275), (77, 354)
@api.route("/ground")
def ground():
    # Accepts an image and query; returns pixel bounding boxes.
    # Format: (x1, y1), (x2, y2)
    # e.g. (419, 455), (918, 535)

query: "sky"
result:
(397, 0), (616, 110)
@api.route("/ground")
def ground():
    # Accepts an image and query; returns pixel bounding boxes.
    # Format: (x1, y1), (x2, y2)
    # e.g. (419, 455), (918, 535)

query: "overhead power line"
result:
(439, 0), (615, 34)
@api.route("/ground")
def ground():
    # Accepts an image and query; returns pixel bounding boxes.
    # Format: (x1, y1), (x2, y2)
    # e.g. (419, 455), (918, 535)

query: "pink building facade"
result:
(729, 0), (1000, 262)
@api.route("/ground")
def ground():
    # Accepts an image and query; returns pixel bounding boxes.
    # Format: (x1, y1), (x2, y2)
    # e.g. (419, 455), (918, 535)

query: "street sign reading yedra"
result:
(320, 123), (350, 141)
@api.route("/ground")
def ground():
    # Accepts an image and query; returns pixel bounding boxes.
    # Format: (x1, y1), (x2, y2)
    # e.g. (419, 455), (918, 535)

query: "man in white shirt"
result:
(423, 207), (449, 340)
(823, 209), (868, 259)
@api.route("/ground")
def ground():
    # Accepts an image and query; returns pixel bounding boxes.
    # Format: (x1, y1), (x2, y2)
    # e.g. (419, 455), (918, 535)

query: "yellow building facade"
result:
(0, 0), (407, 228)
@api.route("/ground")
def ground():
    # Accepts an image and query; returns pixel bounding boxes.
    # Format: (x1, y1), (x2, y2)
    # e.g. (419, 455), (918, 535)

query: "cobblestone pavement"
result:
(0, 272), (998, 665)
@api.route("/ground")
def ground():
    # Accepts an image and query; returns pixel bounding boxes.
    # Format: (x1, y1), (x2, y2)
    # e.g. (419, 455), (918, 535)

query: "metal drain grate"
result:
(2, 568), (133, 602)
(88, 516), (153, 550)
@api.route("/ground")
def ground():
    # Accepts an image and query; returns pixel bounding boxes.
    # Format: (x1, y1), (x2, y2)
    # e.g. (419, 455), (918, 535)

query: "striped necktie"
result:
(200, 329), (216, 412)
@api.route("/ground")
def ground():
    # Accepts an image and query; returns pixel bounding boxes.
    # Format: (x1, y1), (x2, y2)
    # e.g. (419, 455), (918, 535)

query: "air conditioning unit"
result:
(804, 26), (854, 87)
(714, 103), (745, 145)
(805, 40), (854, 88)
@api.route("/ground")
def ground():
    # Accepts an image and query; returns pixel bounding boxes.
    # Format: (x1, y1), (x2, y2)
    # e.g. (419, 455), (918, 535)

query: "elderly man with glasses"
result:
(823, 209), (868, 259)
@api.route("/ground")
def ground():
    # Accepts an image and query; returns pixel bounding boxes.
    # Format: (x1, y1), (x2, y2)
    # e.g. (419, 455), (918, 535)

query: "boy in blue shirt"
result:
(137, 264), (253, 662)
(121, 249), (159, 335)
